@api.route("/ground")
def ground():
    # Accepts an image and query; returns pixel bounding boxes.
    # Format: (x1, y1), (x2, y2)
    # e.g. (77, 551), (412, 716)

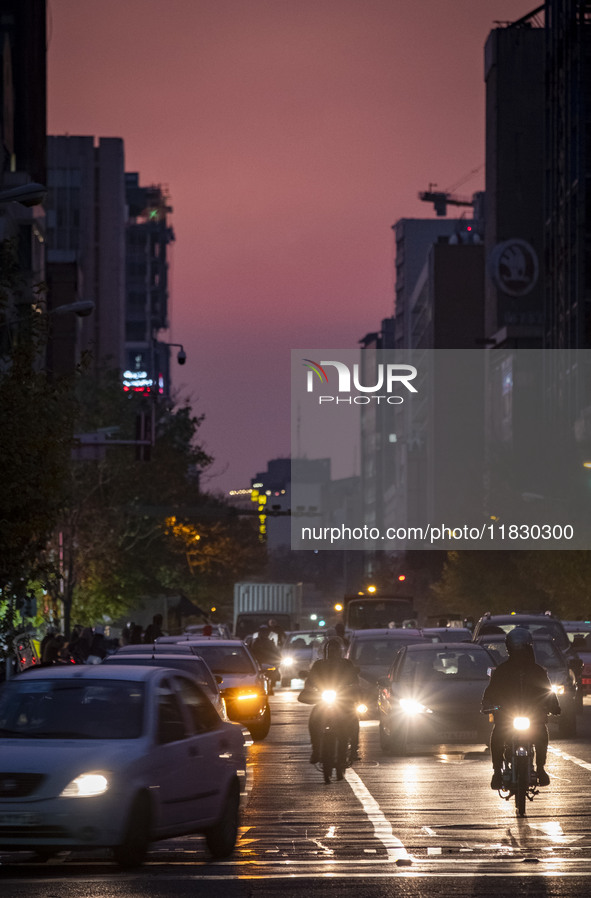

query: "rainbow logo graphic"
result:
(302, 359), (329, 383)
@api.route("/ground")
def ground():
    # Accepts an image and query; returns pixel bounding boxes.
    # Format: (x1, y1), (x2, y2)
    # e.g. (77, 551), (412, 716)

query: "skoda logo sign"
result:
(489, 239), (539, 297)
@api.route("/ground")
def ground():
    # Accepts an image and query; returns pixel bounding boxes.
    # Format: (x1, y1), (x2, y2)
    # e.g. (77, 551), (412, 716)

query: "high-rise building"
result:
(484, 16), (545, 348)
(46, 136), (126, 374)
(0, 0), (46, 185)
(123, 173), (175, 396)
(0, 0), (47, 335)
(392, 218), (476, 348)
(545, 0), (591, 351)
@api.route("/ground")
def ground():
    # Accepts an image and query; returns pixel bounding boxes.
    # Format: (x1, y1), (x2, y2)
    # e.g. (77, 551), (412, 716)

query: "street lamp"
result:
(161, 342), (186, 365)
(50, 300), (95, 318)
(0, 182), (47, 207)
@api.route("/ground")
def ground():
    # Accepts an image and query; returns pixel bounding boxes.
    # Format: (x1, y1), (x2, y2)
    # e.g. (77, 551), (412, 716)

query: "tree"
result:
(0, 240), (79, 661)
(430, 550), (548, 622)
(430, 549), (591, 622)
(42, 371), (265, 632)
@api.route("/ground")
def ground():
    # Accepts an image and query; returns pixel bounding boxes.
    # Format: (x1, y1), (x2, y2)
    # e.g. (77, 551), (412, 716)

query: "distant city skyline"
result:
(47, 0), (534, 493)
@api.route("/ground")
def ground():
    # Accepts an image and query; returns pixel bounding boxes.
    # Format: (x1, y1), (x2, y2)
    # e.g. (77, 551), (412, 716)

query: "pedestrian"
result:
(144, 613), (164, 644)
(41, 634), (67, 665)
(129, 624), (144, 644)
(87, 626), (107, 663)
(39, 627), (58, 662)
(267, 617), (286, 647)
(334, 621), (350, 649)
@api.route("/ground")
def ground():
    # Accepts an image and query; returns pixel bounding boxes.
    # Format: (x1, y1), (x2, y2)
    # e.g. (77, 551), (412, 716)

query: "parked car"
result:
(420, 627), (473, 643)
(0, 665), (247, 866)
(279, 630), (328, 686)
(183, 624), (232, 639)
(172, 639), (272, 741)
(346, 628), (432, 716)
(472, 612), (583, 703)
(377, 642), (497, 755)
(102, 650), (227, 720)
(475, 633), (578, 736)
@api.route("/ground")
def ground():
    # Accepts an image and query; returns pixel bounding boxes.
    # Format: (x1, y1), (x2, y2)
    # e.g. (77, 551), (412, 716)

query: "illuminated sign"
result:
(122, 370), (164, 394)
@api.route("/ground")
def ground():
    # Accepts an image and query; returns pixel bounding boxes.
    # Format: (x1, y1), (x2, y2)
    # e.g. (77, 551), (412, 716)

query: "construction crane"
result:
(418, 185), (474, 217)
(418, 165), (484, 216)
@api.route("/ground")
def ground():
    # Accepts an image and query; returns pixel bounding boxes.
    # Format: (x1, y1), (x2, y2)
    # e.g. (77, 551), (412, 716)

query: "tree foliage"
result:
(42, 372), (265, 632)
(0, 240), (78, 592)
(431, 550), (591, 621)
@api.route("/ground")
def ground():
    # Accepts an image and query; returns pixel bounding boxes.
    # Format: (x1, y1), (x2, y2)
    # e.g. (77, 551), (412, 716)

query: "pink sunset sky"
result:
(47, 0), (534, 494)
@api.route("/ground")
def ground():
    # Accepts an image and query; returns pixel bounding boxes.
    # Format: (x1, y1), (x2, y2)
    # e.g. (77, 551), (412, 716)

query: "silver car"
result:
(0, 665), (247, 866)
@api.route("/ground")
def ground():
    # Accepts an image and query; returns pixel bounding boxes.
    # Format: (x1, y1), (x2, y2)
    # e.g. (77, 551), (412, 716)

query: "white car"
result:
(279, 630), (328, 686)
(103, 646), (229, 720)
(0, 665), (247, 866)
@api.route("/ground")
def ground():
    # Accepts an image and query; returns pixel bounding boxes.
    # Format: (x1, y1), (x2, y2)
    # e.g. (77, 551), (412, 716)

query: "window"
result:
(156, 681), (190, 744)
(173, 677), (220, 733)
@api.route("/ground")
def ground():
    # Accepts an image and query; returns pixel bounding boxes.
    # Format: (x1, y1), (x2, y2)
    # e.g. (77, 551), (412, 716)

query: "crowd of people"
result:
(31, 612), (169, 668)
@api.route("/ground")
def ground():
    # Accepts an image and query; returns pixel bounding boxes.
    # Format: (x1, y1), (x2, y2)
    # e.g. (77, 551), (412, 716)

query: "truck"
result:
(233, 582), (303, 640)
(343, 594), (417, 631)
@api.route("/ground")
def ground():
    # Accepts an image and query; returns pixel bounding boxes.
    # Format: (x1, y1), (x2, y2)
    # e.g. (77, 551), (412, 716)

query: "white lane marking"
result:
(548, 746), (591, 773)
(344, 768), (410, 862)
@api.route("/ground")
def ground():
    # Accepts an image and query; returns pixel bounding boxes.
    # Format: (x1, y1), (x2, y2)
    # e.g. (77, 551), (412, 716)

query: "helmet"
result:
(323, 637), (344, 661)
(506, 627), (533, 655)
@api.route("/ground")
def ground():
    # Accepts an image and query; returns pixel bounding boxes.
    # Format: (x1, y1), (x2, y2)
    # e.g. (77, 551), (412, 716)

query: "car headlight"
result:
(551, 684), (565, 695)
(281, 654), (295, 667)
(399, 698), (432, 716)
(513, 716), (530, 731)
(356, 703), (368, 716)
(60, 773), (109, 797)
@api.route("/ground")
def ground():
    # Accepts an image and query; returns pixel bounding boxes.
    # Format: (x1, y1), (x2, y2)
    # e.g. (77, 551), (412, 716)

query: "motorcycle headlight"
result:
(513, 716), (530, 731)
(399, 698), (432, 716)
(281, 654), (294, 667)
(322, 689), (337, 705)
(551, 684), (565, 695)
(60, 773), (109, 798)
(356, 703), (368, 716)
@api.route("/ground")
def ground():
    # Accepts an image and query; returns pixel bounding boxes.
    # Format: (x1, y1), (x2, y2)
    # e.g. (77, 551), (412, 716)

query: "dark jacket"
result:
(251, 635), (282, 666)
(299, 658), (360, 706)
(482, 653), (560, 722)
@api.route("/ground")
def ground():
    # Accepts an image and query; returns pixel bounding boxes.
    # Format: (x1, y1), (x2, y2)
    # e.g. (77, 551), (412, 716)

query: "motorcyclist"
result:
(251, 625), (282, 667)
(299, 636), (361, 764)
(251, 625), (282, 692)
(482, 627), (561, 789)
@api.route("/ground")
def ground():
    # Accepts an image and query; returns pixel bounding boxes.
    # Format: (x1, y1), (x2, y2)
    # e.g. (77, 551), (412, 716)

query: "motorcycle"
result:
(312, 689), (366, 784)
(259, 664), (280, 695)
(484, 706), (549, 817)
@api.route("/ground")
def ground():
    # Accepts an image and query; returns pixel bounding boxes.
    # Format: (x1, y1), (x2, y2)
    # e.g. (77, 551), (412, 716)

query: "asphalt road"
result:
(2, 688), (591, 897)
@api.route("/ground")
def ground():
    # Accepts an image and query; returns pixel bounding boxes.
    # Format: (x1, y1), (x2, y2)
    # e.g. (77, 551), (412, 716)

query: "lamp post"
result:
(50, 300), (95, 318)
(0, 182), (47, 207)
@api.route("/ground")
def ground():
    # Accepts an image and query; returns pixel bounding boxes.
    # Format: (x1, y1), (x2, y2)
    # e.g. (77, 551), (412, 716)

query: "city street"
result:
(1, 688), (591, 897)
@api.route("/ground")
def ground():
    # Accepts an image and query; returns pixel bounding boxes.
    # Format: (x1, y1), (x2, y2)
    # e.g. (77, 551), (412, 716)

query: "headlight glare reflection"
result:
(400, 698), (431, 716)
